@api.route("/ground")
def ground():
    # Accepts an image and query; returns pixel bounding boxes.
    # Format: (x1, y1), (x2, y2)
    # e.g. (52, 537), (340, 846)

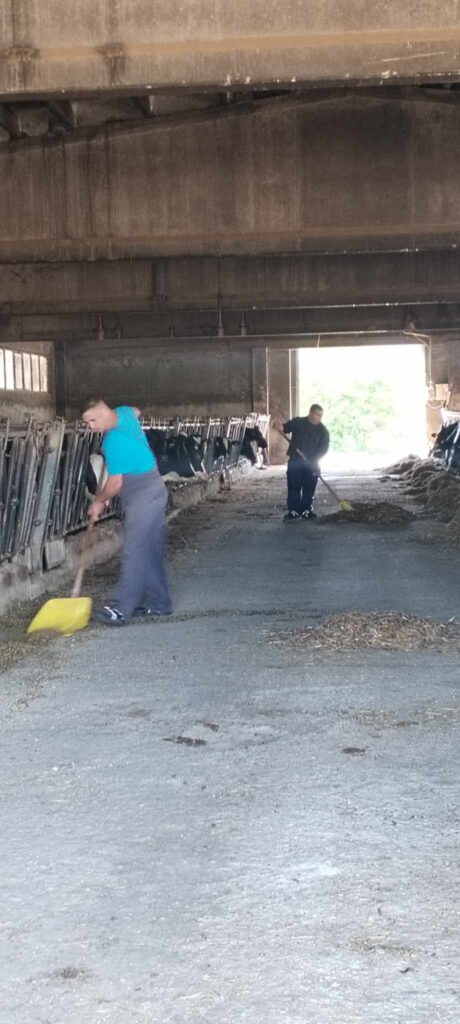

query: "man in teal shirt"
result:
(82, 399), (172, 625)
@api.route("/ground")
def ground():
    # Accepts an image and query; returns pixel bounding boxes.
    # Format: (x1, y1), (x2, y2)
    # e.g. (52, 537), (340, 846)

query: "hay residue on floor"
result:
(263, 612), (458, 653)
(320, 502), (414, 525)
(0, 613), (55, 675)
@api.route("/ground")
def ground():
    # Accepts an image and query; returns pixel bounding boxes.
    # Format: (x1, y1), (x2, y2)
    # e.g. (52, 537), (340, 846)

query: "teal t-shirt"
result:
(102, 406), (155, 475)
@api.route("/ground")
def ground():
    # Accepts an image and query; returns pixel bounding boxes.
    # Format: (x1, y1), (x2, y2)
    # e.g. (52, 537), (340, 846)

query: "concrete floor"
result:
(0, 469), (459, 1024)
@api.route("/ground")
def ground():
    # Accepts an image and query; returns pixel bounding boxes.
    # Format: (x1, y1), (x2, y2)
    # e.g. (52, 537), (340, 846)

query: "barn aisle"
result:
(0, 468), (458, 1024)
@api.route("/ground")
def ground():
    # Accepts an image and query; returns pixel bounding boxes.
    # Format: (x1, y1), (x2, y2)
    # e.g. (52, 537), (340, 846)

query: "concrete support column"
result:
(250, 347), (269, 414)
(53, 340), (68, 418)
(447, 338), (460, 410)
(267, 348), (294, 464)
(426, 340), (447, 440)
(290, 349), (299, 418)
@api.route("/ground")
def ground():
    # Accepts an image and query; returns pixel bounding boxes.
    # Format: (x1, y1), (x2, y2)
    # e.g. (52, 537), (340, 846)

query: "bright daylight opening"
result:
(298, 343), (427, 472)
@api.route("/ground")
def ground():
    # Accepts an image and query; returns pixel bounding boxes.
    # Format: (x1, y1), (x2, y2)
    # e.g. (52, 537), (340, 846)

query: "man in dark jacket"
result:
(282, 404), (330, 521)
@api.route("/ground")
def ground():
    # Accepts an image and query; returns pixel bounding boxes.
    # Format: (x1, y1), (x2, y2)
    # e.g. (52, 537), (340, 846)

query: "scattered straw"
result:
(263, 612), (459, 653)
(385, 456), (420, 475)
(320, 501), (414, 525)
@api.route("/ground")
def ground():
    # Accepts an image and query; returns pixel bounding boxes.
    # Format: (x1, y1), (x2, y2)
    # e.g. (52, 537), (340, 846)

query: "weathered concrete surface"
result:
(6, 249), (460, 315)
(267, 349), (293, 463)
(63, 340), (259, 419)
(0, 94), (220, 146)
(1, 2), (460, 96)
(4, 93), (460, 261)
(5, 312), (460, 348)
(0, 469), (459, 1023)
(62, 334), (269, 421)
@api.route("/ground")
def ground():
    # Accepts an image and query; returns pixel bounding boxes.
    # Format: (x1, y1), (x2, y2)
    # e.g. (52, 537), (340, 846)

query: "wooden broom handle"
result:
(71, 520), (94, 598)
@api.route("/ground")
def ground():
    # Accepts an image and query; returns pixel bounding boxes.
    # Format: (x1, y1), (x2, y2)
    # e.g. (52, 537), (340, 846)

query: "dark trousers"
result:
(287, 458), (319, 514)
(114, 469), (172, 617)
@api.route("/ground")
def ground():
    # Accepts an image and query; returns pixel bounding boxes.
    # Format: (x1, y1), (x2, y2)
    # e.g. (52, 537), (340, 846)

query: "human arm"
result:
(88, 474), (123, 521)
(317, 427), (330, 460)
(271, 415), (290, 436)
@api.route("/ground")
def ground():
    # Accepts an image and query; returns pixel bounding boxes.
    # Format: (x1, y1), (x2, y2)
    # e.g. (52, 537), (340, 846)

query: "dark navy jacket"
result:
(283, 417), (330, 465)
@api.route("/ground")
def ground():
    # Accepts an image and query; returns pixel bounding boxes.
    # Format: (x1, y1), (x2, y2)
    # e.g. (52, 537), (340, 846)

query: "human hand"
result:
(88, 499), (105, 523)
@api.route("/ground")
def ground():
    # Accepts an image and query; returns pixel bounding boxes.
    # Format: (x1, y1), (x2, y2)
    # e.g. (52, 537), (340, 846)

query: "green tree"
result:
(303, 379), (400, 453)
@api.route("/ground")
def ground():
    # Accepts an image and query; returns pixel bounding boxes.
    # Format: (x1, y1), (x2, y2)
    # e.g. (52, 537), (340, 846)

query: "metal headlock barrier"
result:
(0, 413), (269, 571)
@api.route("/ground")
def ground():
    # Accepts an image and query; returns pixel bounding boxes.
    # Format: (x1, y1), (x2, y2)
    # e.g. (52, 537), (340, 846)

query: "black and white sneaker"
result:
(94, 605), (126, 626)
(132, 606), (172, 618)
(283, 510), (300, 522)
(300, 508), (317, 520)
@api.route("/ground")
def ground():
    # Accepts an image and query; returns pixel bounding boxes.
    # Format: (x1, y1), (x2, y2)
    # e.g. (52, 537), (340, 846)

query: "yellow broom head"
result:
(27, 597), (92, 637)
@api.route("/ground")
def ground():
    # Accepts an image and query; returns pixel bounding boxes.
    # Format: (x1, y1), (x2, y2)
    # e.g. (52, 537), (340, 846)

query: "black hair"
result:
(81, 397), (105, 413)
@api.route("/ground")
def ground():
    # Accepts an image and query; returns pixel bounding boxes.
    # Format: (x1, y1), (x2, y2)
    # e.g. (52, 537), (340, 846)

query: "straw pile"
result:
(320, 501), (414, 525)
(385, 453), (460, 538)
(426, 478), (460, 519)
(403, 462), (443, 495)
(405, 465), (460, 520)
(263, 612), (459, 653)
(385, 455), (420, 475)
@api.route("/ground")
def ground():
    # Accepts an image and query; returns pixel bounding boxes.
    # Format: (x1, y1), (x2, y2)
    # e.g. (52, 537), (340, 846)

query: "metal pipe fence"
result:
(0, 420), (58, 564)
(0, 413), (265, 568)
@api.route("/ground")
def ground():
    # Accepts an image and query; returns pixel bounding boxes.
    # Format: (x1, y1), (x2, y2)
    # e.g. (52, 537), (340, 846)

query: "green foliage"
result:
(303, 379), (401, 453)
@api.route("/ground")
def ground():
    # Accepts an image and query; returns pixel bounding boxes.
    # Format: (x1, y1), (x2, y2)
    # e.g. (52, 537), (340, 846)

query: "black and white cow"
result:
(241, 425), (269, 466)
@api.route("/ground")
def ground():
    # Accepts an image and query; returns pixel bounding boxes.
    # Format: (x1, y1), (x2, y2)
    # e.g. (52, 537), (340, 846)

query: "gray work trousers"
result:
(114, 469), (171, 617)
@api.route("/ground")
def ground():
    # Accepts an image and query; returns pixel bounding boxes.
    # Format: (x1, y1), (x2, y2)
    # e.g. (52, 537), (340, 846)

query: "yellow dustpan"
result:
(28, 524), (93, 637)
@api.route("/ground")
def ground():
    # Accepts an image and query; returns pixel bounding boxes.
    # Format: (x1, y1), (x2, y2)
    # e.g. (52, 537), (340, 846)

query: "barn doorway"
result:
(297, 343), (427, 470)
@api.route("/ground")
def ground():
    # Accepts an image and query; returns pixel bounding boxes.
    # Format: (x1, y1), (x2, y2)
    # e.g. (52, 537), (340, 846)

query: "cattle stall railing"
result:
(140, 414), (265, 477)
(0, 420), (56, 566)
(0, 414), (263, 572)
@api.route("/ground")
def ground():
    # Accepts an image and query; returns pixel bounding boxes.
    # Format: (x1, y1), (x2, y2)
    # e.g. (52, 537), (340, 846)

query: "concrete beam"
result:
(1, 3), (460, 97)
(47, 100), (76, 129)
(58, 332), (454, 354)
(3, 93), (460, 261)
(2, 303), (460, 348)
(0, 102), (25, 139)
(3, 250), (460, 316)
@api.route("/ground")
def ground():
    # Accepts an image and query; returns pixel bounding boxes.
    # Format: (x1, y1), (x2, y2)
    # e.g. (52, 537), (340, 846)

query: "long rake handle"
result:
(316, 473), (342, 504)
(71, 521), (94, 598)
(273, 423), (318, 471)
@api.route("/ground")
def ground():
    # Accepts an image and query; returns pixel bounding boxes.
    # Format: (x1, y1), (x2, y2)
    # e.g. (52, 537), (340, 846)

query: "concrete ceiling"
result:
(1, 3), (460, 350)
(2, 2), (460, 98)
